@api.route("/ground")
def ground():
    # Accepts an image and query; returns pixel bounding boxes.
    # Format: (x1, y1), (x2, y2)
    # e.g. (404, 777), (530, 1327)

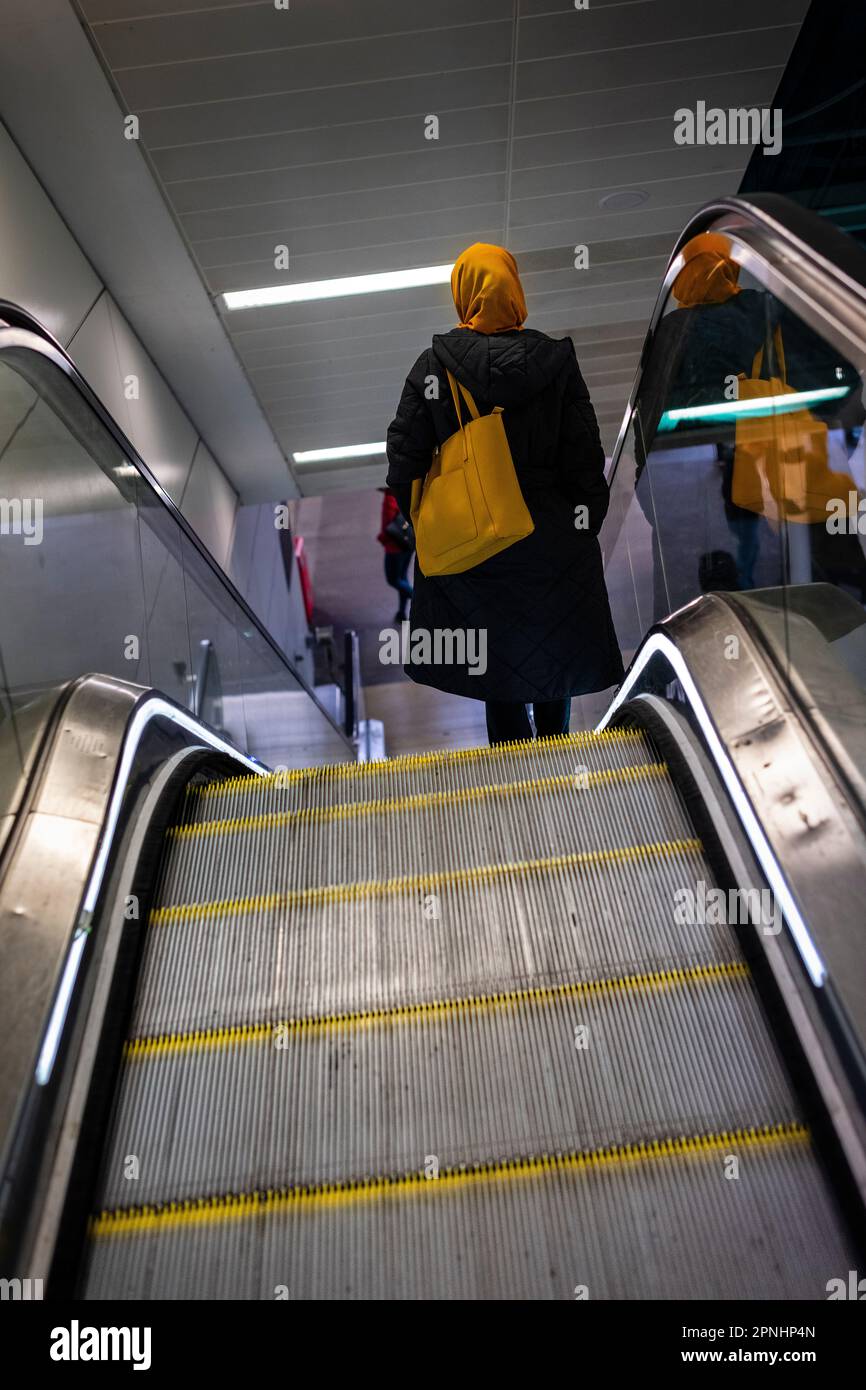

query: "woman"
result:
(386, 243), (623, 744)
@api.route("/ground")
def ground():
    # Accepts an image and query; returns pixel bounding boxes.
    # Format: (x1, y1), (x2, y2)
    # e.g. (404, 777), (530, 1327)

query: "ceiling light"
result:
(223, 263), (454, 311)
(658, 385), (848, 428)
(293, 442), (386, 464)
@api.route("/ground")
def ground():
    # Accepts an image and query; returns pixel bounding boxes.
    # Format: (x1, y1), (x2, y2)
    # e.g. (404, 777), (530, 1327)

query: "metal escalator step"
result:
(84, 1126), (856, 1299)
(95, 962), (796, 1211)
(128, 838), (727, 1037)
(151, 838), (705, 927)
(188, 729), (657, 824)
(126, 961), (751, 1059)
(83, 731), (855, 1301)
(159, 763), (694, 901)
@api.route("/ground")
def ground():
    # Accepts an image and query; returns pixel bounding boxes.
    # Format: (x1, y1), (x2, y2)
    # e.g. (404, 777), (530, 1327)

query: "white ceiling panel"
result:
(77, 0), (810, 477)
(515, 65), (783, 137)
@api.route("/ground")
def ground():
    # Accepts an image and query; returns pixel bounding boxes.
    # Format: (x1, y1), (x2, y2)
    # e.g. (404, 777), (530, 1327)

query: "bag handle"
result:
(447, 370), (481, 425)
(444, 370), (503, 464)
(750, 324), (786, 383)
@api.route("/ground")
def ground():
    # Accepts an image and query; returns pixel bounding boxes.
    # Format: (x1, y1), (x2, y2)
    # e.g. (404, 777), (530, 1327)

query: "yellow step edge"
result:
(124, 960), (750, 1060)
(190, 729), (648, 804)
(89, 1121), (810, 1239)
(149, 836), (704, 927)
(169, 762), (669, 843)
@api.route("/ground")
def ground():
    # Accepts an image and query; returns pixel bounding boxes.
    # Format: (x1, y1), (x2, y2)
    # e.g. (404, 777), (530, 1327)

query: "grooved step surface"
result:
(84, 733), (855, 1299)
(162, 763), (689, 900)
(187, 730), (657, 823)
(86, 1135), (850, 1301)
(98, 968), (795, 1209)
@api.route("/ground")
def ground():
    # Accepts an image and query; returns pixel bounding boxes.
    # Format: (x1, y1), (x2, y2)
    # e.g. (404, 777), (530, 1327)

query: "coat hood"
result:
(432, 327), (573, 409)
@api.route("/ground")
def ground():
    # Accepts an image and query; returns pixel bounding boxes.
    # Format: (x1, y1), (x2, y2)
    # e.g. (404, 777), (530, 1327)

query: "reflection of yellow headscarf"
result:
(452, 243), (527, 333)
(672, 232), (741, 307)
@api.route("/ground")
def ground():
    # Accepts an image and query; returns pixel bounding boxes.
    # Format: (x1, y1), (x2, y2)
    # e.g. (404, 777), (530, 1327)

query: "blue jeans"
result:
(384, 550), (413, 617)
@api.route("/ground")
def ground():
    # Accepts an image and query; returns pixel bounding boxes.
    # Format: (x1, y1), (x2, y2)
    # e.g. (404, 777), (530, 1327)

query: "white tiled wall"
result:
(180, 438), (238, 571)
(0, 117), (313, 689)
(0, 123), (100, 346)
(0, 119), (229, 534)
(228, 501), (315, 688)
(103, 297), (200, 505)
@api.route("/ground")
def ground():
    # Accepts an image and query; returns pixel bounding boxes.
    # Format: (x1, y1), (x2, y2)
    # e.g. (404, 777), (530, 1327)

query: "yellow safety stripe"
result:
(125, 960), (749, 1060)
(191, 728), (647, 804)
(90, 1121), (810, 1239)
(149, 836), (704, 927)
(169, 762), (669, 843)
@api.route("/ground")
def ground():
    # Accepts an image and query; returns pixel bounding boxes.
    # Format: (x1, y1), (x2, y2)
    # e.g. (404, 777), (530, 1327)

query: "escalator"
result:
(82, 719), (858, 1299)
(2, 194), (866, 1300)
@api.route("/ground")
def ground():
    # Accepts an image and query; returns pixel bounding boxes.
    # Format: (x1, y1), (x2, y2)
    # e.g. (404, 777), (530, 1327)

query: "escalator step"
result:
(96, 961), (795, 1211)
(85, 1127), (855, 1300)
(187, 729), (657, 823)
(81, 732), (854, 1301)
(160, 763), (690, 900)
(128, 837), (724, 1037)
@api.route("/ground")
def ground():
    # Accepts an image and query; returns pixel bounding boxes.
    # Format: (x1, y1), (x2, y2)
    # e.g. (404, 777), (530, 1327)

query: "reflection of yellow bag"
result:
(410, 370), (533, 576)
(732, 327), (849, 523)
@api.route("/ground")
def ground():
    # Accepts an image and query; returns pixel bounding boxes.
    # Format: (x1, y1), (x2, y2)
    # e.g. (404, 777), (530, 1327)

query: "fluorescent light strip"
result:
(223, 263), (454, 310)
(36, 697), (264, 1086)
(659, 385), (847, 428)
(293, 442), (386, 464)
(595, 631), (827, 988)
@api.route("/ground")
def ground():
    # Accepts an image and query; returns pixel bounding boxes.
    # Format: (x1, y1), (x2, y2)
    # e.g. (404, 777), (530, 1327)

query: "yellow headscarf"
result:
(672, 232), (741, 307)
(451, 243), (527, 334)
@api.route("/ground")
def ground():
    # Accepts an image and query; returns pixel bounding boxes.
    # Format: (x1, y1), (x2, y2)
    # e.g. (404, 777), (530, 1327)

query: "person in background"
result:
(386, 243), (623, 745)
(377, 486), (414, 623)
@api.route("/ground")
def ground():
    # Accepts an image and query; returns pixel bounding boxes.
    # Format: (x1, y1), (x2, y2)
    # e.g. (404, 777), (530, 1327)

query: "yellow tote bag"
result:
(732, 327), (849, 524)
(410, 370), (534, 576)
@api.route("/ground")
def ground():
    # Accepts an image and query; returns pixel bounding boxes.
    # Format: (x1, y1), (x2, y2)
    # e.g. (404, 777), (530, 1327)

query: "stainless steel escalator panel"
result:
(0, 676), (142, 1153)
(600, 591), (866, 1051)
(0, 673), (263, 1287)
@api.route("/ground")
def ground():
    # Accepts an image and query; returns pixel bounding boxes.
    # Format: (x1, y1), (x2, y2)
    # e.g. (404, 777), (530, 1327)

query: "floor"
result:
(363, 679), (617, 757)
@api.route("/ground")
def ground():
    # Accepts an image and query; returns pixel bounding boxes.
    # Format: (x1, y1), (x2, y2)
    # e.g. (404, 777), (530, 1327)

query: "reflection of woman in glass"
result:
(637, 233), (766, 451)
(634, 233), (768, 615)
(636, 231), (866, 612)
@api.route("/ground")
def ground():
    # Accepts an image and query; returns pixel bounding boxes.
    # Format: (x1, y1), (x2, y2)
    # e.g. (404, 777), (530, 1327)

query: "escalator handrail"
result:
(0, 673), (265, 1282)
(596, 592), (866, 1208)
(603, 192), (866, 489)
(0, 299), (354, 757)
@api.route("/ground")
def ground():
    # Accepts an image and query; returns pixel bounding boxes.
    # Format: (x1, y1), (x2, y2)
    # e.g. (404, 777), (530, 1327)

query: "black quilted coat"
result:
(386, 327), (624, 702)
